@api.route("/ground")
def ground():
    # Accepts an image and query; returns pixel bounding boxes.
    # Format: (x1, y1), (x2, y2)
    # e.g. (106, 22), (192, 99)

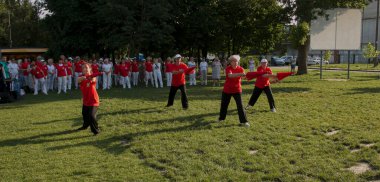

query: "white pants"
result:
(103, 73), (112, 89)
(165, 72), (172, 87)
(120, 76), (131, 89)
(28, 74), (34, 89)
(153, 70), (163, 88)
(47, 73), (55, 91)
(132, 72), (139, 86)
(189, 73), (196, 85)
(67, 75), (72, 90)
(34, 78), (47, 95)
(74, 72), (81, 89)
(57, 76), (67, 93)
(249, 66), (255, 72)
(114, 74), (119, 86)
(145, 71), (154, 86)
(201, 70), (207, 85)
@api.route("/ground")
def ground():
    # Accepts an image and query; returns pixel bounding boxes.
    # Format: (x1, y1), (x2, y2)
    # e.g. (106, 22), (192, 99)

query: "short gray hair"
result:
(228, 55), (240, 62)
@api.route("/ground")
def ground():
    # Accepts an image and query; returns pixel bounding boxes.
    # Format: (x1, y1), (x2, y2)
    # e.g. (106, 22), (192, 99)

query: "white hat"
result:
(68, 57), (73, 60)
(173, 54), (181, 59)
(261, 59), (268, 63)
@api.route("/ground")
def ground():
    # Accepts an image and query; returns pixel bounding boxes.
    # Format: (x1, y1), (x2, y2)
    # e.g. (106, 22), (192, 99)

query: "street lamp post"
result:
(375, 0), (379, 66)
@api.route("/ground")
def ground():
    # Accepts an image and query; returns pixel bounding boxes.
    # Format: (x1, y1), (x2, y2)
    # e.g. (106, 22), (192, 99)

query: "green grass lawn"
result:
(1, 70), (380, 181)
(309, 63), (380, 71)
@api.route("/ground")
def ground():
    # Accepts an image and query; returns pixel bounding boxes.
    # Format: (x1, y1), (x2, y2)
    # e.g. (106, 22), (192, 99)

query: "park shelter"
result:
(0, 48), (48, 60)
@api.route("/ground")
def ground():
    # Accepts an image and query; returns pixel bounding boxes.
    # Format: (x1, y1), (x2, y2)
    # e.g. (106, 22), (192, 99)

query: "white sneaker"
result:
(239, 122), (250, 127)
(271, 108), (277, 113)
(33, 93), (38, 95)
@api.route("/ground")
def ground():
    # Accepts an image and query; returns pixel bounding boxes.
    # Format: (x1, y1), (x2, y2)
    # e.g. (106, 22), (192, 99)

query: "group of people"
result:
(0, 55), (232, 98)
(1, 53), (280, 135)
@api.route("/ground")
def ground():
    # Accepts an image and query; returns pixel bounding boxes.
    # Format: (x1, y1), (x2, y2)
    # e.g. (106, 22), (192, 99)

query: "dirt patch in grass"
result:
(325, 79), (348, 82)
(325, 129), (339, 136)
(347, 162), (372, 175)
(359, 143), (375, 148)
(249, 150), (258, 155)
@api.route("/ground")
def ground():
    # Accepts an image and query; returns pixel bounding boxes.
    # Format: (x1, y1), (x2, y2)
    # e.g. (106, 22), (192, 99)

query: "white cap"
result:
(173, 54), (181, 59)
(261, 59), (268, 63)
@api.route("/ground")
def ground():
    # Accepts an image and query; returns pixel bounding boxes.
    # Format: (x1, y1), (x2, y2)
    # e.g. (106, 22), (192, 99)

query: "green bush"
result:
(240, 55), (260, 69)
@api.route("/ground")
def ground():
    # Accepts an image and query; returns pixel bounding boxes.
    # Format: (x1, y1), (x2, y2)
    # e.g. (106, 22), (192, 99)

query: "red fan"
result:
(276, 72), (293, 81)
(246, 72), (265, 81)
(185, 67), (196, 74)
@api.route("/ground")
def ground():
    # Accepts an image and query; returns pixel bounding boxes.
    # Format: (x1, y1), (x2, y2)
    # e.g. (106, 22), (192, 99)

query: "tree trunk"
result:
(296, 36), (310, 75)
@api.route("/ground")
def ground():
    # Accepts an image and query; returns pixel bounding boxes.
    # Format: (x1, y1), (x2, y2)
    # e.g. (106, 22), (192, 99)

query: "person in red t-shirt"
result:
(164, 57), (173, 87)
(113, 60), (120, 87)
(144, 57), (154, 87)
(64, 61), (73, 90)
(166, 54), (189, 109)
(30, 64), (48, 95)
(55, 59), (67, 94)
(77, 63), (100, 135)
(218, 55), (249, 127)
(131, 59), (140, 86)
(118, 59), (131, 89)
(91, 59), (100, 89)
(20, 58), (31, 89)
(74, 57), (84, 89)
(246, 59), (277, 112)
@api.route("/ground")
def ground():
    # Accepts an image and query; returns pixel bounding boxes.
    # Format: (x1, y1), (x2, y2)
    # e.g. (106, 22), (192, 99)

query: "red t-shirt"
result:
(31, 68), (45, 79)
(118, 64), (130, 77)
(126, 62), (132, 70)
(42, 65), (48, 77)
(80, 77), (99, 106)
(113, 64), (119, 74)
(66, 65), (72, 76)
(171, 63), (188, 87)
(165, 63), (173, 73)
(255, 66), (272, 88)
(74, 61), (85, 73)
(92, 64), (99, 74)
(35, 61), (43, 69)
(21, 62), (29, 76)
(132, 62), (139, 72)
(223, 66), (244, 94)
(55, 64), (67, 77)
(145, 62), (153, 72)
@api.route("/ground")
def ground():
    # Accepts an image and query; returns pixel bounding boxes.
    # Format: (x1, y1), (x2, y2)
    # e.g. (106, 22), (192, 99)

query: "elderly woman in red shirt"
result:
(218, 55), (250, 127)
(77, 63), (100, 135)
(166, 54), (189, 109)
(245, 59), (277, 112)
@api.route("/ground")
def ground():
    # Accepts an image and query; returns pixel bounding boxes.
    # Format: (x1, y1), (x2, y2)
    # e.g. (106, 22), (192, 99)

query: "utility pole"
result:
(7, 0), (12, 48)
(375, 0), (379, 66)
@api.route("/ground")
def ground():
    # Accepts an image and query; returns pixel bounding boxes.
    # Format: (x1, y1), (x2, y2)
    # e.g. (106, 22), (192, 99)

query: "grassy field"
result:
(309, 63), (380, 71)
(1, 70), (380, 181)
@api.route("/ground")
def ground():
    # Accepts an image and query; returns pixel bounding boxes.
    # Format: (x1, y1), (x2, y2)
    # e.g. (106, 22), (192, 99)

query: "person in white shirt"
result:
(47, 59), (56, 91)
(199, 59), (208, 85)
(102, 58), (113, 90)
(187, 57), (197, 86)
(248, 59), (255, 72)
(7, 59), (19, 80)
(153, 58), (163, 88)
(212, 58), (222, 86)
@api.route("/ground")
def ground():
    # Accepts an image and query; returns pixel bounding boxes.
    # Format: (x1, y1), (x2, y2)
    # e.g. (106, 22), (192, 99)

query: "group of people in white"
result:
(1, 55), (232, 96)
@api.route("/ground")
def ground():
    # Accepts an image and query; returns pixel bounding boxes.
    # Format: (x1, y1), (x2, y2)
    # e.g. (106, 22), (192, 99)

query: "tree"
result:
(323, 50), (332, 63)
(283, 0), (370, 75)
(363, 42), (380, 65)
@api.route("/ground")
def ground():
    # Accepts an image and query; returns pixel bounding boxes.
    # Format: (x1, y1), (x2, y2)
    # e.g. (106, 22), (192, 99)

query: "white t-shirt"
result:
(102, 63), (112, 73)
(153, 62), (161, 71)
(188, 61), (196, 68)
(7, 63), (19, 78)
(47, 65), (56, 74)
(200, 61), (208, 71)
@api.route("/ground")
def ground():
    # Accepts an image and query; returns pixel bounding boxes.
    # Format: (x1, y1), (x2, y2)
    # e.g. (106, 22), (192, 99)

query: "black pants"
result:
(248, 86), (275, 109)
(167, 84), (188, 108)
(219, 92), (248, 123)
(82, 105), (99, 134)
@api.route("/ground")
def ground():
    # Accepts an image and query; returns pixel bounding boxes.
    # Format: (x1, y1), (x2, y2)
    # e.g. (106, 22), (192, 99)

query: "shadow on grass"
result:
(345, 87), (380, 95)
(45, 112), (236, 155)
(0, 130), (90, 147)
